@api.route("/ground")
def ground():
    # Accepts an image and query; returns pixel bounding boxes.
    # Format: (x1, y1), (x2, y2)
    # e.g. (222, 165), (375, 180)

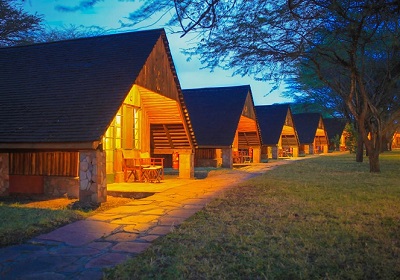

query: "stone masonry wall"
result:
(0, 153), (9, 196)
(79, 150), (107, 204)
(44, 176), (79, 198)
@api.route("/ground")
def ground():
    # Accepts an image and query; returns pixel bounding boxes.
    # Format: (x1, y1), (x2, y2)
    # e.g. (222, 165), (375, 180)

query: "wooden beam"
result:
(0, 141), (100, 152)
(163, 124), (174, 148)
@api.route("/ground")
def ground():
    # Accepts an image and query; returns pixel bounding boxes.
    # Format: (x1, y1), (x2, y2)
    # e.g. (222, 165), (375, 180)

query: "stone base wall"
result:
(79, 150), (107, 204)
(44, 176), (79, 198)
(0, 153), (9, 196)
(221, 148), (233, 168)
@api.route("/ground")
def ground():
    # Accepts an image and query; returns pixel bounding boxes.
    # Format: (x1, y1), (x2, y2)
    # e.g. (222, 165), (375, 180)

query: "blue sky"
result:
(23, 0), (291, 105)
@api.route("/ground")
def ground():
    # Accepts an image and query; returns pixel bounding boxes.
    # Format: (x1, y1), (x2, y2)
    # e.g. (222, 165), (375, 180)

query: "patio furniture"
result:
(122, 150), (164, 182)
(122, 150), (148, 182)
(142, 166), (163, 183)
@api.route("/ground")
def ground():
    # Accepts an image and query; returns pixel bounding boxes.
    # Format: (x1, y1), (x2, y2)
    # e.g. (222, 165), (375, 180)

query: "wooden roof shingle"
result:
(323, 118), (347, 141)
(293, 113), (323, 144)
(255, 104), (291, 145)
(182, 85), (252, 148)
(0, 29), (166, 148)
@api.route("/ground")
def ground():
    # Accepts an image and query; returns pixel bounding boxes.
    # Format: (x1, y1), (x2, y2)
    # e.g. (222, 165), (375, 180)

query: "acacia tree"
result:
(71, 0), (400, 172)
(0, 0), (42, 46)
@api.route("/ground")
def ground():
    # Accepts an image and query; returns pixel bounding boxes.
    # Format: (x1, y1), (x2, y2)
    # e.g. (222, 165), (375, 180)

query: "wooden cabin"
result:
(293, 113), (329, 155)
(182, 85), (262, 168)
(0, 29), (196, 204)
(255, 104), (299, 160)
(323, 118), (348, 151)
(392, 131), (400, 149)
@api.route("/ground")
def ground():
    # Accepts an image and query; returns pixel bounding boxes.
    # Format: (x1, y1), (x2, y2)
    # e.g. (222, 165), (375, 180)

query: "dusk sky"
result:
(23, 0), (292, 105)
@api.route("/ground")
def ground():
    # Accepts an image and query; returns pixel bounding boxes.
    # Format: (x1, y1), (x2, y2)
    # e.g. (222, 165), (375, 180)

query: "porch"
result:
(107, 167), (220, 198)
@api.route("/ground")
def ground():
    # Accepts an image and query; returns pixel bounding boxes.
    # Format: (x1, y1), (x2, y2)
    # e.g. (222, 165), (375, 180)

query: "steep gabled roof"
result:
(293, 113), (322, 144)
(255, 104), (291, 145)
(182, 85), (251, 147)
(323, 118), (347, 140)
(0, 29), (166, 147)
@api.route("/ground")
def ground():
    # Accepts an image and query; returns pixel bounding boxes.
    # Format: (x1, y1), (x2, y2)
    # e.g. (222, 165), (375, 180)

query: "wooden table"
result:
(142, 166), (163, 183)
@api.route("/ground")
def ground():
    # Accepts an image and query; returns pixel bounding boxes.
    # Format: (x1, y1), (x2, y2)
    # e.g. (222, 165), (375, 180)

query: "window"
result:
(103, 105), (141, 178)
(123, 105), (140, 150)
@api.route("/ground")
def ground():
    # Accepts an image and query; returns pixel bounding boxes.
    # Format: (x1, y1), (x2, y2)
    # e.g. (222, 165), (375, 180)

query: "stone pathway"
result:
(0, 160), (296, 279)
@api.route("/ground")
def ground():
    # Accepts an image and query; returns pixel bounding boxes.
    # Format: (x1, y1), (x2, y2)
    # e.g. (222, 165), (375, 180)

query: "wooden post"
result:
(0, 153), (9, 196)
(221, 148), (233, 168)
(272, 146), (279, 159)
(178, 150), (194, 179)
(252, 147), (261, 163)
(79, 150), (107, 204)
(308, 145), (313, 154)
(292, 146), (299, 157)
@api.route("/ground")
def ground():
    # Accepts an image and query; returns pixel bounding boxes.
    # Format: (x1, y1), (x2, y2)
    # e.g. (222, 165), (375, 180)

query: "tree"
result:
(61, 0), (400, 172)
(0, 0), (42, 46)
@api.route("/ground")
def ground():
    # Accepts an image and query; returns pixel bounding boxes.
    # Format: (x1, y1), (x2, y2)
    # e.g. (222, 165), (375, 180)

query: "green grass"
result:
(0, 196), (133, 247)
(105, 151), (400, 279)
(0, 204), (82, 247)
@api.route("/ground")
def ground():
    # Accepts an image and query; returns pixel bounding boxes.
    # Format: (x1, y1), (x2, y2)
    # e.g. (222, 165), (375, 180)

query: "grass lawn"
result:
(105, 151), (400, 279)
(0, 196), (133, 247)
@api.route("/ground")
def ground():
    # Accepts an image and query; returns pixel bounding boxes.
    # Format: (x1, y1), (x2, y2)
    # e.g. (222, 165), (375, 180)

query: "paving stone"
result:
(142, 208), (167, 215)
(3, 255), (77, 279)
(157, 215), (188, 226)
(85, 252), (131, 268)
(147, 225), (175, 236)
(0, 249), (21, 262)
(125, 200), (154, 205)
(111, 214), (160, 225)
(36, 220), (120, 246)
(105, 204), (157, 214)
(19, 272), (67, 280)
(74, 268), (104, 280)
(0, 161), (296, 279)
(104, 232), (139, 242)
(87, 213), (127, 222)
(166, 208), (201, 219)
(87, 241), (114, 250)
(51, 246), (101, 256)
(137, 235), (160, 242)
(111, 241), (152, 254)
(122, 223), (151, 233)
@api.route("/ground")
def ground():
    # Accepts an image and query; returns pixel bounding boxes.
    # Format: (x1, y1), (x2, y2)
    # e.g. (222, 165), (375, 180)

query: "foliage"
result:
(0, 0), (42, 46)
(31, 24), (105, 43)
(76, 0), (400, 172)
(19, 0), (400, 172)
(345, 123), (358, 153)
(330, 134), (341, 151)
(104, 152), (400, 279)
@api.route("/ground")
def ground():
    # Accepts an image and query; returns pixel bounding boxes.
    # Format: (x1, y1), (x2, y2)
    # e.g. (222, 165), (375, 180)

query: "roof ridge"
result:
(0, 28), (165, 50)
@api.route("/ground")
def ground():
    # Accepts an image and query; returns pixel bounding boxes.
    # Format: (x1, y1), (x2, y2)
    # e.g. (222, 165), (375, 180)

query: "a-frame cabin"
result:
(323, 118), (348, 151)
(255, 104), (299, 159)
(182, 85), (262, 168)
(293, 113), (328, 155)
(0, 29), (196, 204)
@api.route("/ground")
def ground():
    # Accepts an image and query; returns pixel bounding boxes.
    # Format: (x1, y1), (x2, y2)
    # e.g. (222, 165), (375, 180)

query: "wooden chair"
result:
(122, 151), (164, 182)
(122, 150), (145, 182)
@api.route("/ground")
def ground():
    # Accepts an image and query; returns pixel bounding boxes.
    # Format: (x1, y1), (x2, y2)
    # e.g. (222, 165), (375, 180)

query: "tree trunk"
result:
(356, 134), (363, 162)
(367, 149), (381, 172)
